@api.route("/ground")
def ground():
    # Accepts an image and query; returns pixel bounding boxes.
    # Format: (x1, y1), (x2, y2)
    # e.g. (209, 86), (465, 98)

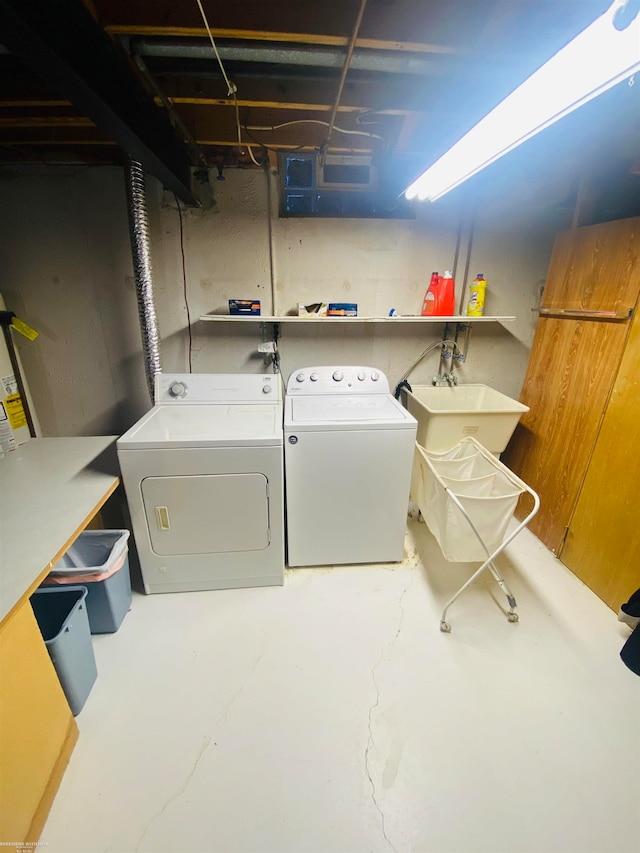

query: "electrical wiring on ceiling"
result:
(244, 119), (385, 143)
(194, 0), (264, 166)
(242, 126), (314, 154)
(194, 1), (384, 162)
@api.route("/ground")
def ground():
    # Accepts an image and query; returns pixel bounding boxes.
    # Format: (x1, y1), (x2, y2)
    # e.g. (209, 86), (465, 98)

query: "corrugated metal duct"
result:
(124, 159), (162, 403)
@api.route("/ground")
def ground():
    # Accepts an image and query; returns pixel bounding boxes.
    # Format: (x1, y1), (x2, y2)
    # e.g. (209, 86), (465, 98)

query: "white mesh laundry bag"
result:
(414, 437), (527, 562)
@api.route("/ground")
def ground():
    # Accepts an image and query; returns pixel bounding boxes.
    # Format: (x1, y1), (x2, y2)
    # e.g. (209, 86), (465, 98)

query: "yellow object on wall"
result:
(4, 394), (27, 430)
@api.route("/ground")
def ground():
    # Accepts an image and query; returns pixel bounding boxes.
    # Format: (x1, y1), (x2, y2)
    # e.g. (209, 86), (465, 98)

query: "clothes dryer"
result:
(284, 366), (417, 567)
(117, 373), (284, 593)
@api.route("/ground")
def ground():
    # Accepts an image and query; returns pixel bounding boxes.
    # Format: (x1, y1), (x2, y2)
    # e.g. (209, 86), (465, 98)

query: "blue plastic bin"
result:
(30, 586), (97, 715)
(44, 530), (132, 634)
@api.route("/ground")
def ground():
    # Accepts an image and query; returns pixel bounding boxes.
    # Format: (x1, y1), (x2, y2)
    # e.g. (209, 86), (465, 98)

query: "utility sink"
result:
(402, 384), (529, 454)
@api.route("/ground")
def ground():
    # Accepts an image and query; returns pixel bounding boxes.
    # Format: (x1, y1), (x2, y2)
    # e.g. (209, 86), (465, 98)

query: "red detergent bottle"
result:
(440, 270), (456, 315)
(421, 270), (456, 316)
(421, 272), (441, 316)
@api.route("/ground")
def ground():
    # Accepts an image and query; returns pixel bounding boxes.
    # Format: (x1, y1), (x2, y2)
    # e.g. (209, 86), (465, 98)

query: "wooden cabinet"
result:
(0, 603), (78, 846)
(561, 307), (640, 610)
(0, 437), (119, 849)
(539, 217), (640, 313)
(502, 217), (640, 610)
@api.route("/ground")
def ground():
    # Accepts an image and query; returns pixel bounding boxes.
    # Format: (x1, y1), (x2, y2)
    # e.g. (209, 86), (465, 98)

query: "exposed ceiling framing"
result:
(0, 0), (638, 210)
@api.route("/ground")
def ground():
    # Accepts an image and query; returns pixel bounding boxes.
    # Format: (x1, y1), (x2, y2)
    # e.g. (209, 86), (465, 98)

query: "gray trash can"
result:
(43, 530), (132, 634)
(30, 585), (97, 716)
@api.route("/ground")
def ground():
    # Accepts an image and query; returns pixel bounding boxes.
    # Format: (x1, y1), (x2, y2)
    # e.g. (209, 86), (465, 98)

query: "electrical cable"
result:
(246, 119), (385, 142)
(195, 0), (236, 98)
(194, 1), (381, 161)
(194, 0), (264, 166)
(242, 126), (311, 154)
(234, 96), (264, 166)
(173, 192), (193, 372)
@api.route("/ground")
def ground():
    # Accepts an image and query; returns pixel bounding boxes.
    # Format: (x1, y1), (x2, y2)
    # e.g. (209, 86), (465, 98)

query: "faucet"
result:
(432, 371), (457, 387)
(432, 344), (458, 386)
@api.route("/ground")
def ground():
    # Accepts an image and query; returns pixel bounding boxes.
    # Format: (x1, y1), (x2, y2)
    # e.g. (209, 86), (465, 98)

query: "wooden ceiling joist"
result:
(168, 97), (415, 118)
(0, 116), (94, 128)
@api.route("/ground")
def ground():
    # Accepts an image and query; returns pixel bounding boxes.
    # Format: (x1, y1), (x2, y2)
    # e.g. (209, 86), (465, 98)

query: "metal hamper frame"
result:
(413, 437), (540, 632)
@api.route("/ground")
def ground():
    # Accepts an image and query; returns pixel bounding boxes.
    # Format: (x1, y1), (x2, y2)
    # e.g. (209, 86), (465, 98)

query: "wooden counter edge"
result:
(0, 477), (120, 630)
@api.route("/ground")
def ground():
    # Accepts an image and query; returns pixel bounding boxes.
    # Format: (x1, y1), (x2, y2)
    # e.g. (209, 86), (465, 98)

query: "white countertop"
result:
(0, 436), (120, 624)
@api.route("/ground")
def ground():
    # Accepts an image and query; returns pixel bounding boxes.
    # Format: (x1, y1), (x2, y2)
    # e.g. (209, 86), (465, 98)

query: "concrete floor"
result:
(42, 519), (640, 853)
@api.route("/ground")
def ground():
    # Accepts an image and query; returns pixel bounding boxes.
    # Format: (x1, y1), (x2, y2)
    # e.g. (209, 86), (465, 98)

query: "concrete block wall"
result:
(0, 164), (571, 437)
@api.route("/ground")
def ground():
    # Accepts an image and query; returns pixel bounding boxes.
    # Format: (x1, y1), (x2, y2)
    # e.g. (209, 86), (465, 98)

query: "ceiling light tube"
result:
(405, 0), (640, 202)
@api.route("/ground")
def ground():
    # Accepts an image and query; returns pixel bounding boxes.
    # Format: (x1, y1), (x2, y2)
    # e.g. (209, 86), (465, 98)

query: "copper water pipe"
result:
(323, 0), (368, 151)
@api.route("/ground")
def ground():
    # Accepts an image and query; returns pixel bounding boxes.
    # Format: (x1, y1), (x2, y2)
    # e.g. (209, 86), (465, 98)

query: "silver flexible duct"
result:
(124, 159), (161, 403)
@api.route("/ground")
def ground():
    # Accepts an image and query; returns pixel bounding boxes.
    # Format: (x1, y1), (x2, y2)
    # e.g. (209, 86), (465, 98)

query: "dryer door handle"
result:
(155, 506), (171, 530)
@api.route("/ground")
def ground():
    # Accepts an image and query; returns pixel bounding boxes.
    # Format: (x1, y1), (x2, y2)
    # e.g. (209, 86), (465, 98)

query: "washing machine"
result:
(117, 373), (284, 593)
(284, 366), (417, 567)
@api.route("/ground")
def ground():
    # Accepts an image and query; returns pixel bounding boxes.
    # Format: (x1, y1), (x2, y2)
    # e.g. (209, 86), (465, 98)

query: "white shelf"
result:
(199, 314), (515, 324)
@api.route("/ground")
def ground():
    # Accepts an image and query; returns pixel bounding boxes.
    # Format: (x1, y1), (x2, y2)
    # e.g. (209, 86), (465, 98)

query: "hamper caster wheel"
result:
(440, 621), (451, 633)
(507, 612), (519, 623)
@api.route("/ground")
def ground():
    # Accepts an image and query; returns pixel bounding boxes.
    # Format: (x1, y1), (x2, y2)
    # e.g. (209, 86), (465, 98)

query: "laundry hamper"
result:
(413, 437), (539, 631)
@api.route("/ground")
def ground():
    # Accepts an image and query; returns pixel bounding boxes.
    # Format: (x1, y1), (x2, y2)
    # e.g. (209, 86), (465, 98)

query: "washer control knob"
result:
(332, 370), (344, 382)
(168, 381), (187, 398)
(296, 372), (306, 382)
(310, 372), (319, 382)
(262, 384), (272, 394)
(357, 371), (366, 381)
(371, 371), (380, 382)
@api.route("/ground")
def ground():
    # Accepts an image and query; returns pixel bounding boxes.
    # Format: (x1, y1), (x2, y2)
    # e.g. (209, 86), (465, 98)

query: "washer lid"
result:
(287, 394), (416, 430)
(117, 403), (283, 449)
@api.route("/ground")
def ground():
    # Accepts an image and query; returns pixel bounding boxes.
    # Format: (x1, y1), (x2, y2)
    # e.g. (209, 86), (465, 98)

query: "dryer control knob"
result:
(332, 370), (344, 382)
(310, 372), (319, 382)
(262, 385), (272, 394)
(296, 372), (306, 382)
(357, 371), (366, 381)
(371, 371), (380, 382)
(168, 381), (187, 398)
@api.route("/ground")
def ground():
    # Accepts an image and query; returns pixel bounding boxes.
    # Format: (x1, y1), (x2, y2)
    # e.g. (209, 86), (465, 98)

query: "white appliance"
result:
(284, 366), (417, 567)
(117, 373), (284, 593)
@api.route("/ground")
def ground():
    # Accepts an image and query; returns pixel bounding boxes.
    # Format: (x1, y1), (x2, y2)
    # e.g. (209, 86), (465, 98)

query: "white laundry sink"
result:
(402, 384), (529, 454)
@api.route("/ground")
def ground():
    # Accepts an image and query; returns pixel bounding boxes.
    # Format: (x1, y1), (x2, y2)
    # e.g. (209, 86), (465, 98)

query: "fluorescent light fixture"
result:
(405, 0), (640, 202)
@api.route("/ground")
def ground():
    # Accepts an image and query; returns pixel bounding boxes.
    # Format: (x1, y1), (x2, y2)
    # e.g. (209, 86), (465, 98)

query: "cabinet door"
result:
(0, 602), (78, 844)
(502, 316), (629, 554)
(542, 217), (640, 313)
(560, 306), (640, 610)
(502, 216), (640, 555)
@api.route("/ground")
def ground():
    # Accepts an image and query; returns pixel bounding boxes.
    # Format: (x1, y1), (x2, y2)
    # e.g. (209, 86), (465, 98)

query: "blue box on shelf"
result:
(327, 303), (357, 316)
(229, 299), (261, 315)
